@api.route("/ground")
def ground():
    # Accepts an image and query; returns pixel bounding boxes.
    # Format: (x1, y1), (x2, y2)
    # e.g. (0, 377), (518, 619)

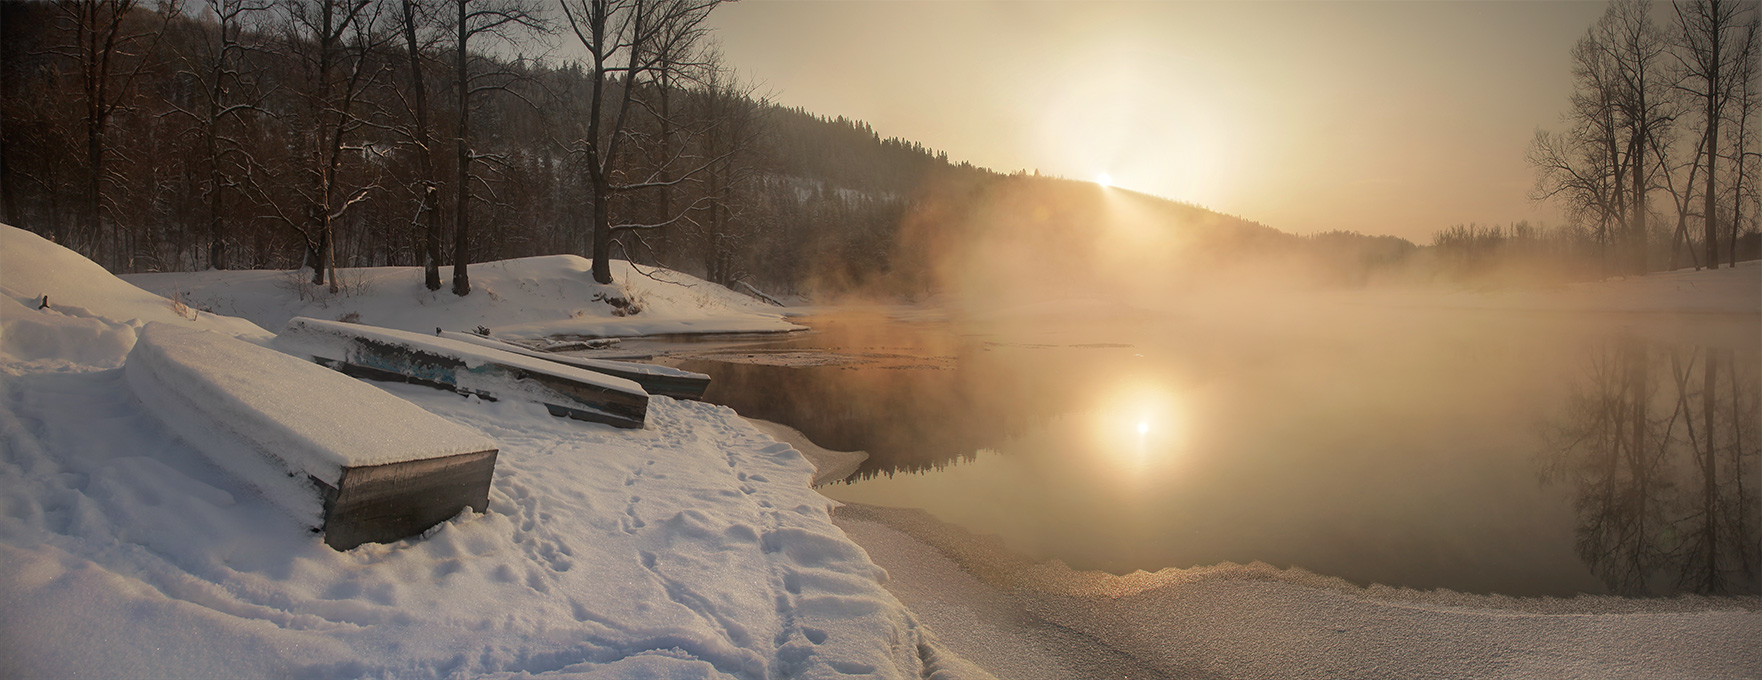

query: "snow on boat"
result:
(438, 329), (712, 400)
(125, 322), (500, 550)
(275, 317), (652, 429)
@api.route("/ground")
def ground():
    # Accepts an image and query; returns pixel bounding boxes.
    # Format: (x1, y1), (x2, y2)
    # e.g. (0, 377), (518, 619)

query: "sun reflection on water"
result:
(1089, 381), (1185, 476)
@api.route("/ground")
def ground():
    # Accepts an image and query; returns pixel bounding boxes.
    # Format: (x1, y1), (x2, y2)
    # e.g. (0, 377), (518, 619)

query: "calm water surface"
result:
(668, 303), (1760, 597)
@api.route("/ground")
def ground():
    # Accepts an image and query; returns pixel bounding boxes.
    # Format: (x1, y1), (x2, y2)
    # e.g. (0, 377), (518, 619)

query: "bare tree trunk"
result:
(592, 173), (611, 282)
(1633, 134), (1649, 275)
(655, 66), (671, 262)
(308, 0), (337, 287)
(204, 6), (229, 270)
(1733, 21), (1759, 267)
(583, 0), (614, 286)
(451, 0), (471, 296)
(1705, 2), (1724, 270)
(401, 0), (441, 290)
(1663, 132), (1707, 271)
(1609, 110), (1626, 276)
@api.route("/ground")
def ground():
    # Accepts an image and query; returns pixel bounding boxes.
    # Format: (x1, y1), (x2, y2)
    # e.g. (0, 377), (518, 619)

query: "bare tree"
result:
(443, 0), (543, 296)
(396, 0), (443, 289)
(1531, 29), (1632, 274)
(1724, 16), (1760, 265)
(1673, 0), (1758, 269)
(168, 0), (271, 270)
(1534, 0), (1680, 276)
(1606, 0), (1679, 274)
(51, 0), (176, 270)
(269, 0), (390, 291)
(678, 67), (762, 287)
(1653, 126), (1708, 269)
(559, 0), (720, 285)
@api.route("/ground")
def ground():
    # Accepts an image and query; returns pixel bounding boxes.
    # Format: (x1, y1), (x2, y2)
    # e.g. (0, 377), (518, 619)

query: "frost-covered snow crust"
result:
(125, 322), (496, 521)
(0, 224), (980, 679)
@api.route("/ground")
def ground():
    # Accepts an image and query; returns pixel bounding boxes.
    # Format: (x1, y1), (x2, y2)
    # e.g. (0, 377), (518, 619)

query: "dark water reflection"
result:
(678, 307), (1760, 597)
(1539, 338), (1761, 596)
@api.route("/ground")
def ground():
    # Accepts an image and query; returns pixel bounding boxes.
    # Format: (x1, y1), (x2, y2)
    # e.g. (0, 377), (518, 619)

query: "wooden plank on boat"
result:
(275, 317), (650, 429)
(438, 329), (712, 400)
(125, 322), (501, 551)
(315, 449), (498, 550)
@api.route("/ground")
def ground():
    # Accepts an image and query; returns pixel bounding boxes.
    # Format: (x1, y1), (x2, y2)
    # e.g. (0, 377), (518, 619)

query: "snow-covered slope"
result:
(0, 226), (270, 372)
(0, 225), (985, 678)
(125, 255), (803, 341)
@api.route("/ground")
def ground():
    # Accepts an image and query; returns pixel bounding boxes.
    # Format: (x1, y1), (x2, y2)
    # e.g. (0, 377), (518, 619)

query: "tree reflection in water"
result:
(1539, 336), (1760, 596)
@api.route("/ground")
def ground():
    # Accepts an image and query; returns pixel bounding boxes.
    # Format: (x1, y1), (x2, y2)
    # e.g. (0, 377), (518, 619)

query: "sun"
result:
(1096, 172), (1113, 188)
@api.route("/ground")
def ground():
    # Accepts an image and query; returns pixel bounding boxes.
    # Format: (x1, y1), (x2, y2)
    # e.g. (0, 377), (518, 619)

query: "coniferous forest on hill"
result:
(3, 0), (1758, 300)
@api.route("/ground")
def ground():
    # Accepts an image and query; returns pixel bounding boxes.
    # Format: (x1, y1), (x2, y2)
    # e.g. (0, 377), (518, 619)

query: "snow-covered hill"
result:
(0, 225), (985, 679)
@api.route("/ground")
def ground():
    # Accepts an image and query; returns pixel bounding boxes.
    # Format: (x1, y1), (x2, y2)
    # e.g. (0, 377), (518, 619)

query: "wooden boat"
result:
(438, 329), (712, 400)
(276, 317), (650, 429)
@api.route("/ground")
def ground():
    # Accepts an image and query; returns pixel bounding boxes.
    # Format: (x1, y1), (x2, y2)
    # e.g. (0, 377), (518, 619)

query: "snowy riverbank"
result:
(124, 254), (803, 341)
(0, 225), (982, 679)
(835, 503), (1762, 679)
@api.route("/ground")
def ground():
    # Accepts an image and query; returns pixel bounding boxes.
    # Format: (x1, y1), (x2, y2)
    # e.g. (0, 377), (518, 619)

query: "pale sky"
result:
(707, 1), (1612, 242)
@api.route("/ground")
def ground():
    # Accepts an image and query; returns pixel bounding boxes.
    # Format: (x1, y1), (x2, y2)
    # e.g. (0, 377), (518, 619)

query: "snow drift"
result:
(0, 226), (269, 371)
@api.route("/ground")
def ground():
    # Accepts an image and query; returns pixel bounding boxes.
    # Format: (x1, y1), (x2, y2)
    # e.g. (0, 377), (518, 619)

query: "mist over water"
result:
(665, 169), (1762, 599)
(680, 302), (1760, 598)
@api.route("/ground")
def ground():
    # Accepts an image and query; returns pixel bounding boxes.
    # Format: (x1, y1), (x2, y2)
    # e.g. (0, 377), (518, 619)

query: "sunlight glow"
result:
(1089, 381), (1186, 477)
(1096, 173), (1114, 188)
